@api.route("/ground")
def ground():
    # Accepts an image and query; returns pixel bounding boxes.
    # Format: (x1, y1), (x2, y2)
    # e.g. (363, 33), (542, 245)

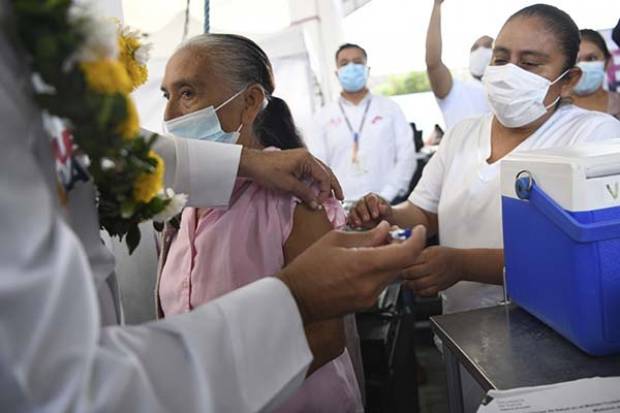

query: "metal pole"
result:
(183, 0), (191, 40)
(204, 0), (210, 33)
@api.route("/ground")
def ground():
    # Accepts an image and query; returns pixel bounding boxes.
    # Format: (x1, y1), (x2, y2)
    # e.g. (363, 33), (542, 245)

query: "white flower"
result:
(100, 158), (116, 170)
(134, 43), (153, 66)
(67, 4), (118, 65)
(120, 26), (141, 39)
(152, 189), (187, 222)
(31, 73), (55, 94)
(119, 25), (152, 65)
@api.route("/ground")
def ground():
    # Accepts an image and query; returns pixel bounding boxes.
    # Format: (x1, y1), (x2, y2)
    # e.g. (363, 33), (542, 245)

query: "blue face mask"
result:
(574, 61), (606, 96)
(338, 63), (369, 92)
(163, 88), (245, 143)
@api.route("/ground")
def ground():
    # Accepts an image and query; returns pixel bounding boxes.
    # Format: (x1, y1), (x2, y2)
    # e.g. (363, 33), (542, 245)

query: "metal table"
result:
(431, 304), (620, 413)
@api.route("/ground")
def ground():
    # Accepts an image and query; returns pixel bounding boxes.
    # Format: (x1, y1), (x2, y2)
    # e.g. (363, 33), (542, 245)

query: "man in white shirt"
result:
(426, 0), (492, 129)
(307, 43), (416, 203)
(0, 7), (427, 412)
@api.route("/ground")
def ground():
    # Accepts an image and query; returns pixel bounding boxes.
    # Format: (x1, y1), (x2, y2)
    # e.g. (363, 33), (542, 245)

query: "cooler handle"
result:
(515, 172), (620, 242)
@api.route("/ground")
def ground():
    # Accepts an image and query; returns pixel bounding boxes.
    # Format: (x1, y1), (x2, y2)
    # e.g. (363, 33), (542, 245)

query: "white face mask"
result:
(483, 63), (568, 128)
(469, 47), (492, 78)
(163, 88), (245, 143)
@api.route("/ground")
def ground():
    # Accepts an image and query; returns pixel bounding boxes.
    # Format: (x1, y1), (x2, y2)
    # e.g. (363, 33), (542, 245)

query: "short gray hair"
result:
(177, 33), (275, 96)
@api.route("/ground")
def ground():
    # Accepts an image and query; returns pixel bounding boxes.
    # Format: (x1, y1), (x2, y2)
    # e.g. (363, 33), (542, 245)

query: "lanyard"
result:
(338, 97), (372, 163)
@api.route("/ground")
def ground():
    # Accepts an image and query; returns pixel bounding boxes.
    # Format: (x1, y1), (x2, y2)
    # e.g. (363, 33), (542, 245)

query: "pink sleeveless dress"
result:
(159, 174), (363, 412)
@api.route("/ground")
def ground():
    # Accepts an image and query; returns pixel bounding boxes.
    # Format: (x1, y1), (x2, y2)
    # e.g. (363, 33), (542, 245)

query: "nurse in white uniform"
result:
(350, 4), (620, 316)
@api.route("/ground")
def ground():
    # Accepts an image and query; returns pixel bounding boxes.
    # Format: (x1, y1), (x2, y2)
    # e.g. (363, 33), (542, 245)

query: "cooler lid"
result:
(503, 139), (620, 179)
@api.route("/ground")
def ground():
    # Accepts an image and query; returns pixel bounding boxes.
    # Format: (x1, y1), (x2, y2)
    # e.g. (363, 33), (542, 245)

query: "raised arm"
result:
(426, 0), (454, 99)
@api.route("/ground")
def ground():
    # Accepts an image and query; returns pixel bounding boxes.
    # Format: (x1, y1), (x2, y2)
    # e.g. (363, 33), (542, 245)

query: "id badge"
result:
(352, 157), (368, 177)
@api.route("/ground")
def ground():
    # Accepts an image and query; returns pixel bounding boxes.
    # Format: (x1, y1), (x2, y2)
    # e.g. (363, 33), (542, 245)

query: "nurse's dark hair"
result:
(508, 4), (580, 72)
(580, 29), (611, 62)
(335, 43), (368, 62)
(179, 33), (304, 150)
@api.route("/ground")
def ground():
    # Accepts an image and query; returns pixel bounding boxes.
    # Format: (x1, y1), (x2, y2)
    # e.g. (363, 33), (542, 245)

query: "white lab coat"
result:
(0, 6), (312, 412)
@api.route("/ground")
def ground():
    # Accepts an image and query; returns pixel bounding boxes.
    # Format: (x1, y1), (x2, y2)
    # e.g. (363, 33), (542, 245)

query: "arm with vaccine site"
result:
(378, 105), (416, 201)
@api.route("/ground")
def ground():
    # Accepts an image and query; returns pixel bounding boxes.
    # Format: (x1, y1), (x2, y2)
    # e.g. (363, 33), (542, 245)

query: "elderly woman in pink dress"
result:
(156, 33), (364, 412)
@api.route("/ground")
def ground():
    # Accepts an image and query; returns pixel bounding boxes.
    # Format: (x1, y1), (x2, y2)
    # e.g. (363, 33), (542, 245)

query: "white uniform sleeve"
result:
(408, 127), (453, 214)
(437, 79), (489, 130)
(378, 103), (416, 201)
(304, 112), (329, 165)
(585, 114), (620, 142)
(152, 133), (241, 208)
(0, 53), (312, 413)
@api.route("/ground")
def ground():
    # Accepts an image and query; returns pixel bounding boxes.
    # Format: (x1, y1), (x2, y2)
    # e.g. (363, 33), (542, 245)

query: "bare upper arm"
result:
(427, 63), (453, 99)
(283, 203), (334, 265)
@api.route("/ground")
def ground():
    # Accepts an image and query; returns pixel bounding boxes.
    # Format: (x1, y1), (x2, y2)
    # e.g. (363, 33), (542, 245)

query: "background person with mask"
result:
(158, 33), (363, 412)
(307, 43), (416, 203)
(572, 29), (620, 120)
(426, 0), (493, 129)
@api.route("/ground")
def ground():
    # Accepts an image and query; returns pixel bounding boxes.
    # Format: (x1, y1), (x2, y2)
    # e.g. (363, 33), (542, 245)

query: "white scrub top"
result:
(0, 14), (312, 412)
(438, 78), (490, 130)
(409, 105), (620, 314)
(308, 93), (416, 201)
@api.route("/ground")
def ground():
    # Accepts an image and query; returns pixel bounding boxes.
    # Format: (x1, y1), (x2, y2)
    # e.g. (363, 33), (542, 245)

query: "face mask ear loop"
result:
(544, 95), (562, 111)
(550, 69), (571, 86)
(215, 87), (248, 112)
(544, 69), (571, 110)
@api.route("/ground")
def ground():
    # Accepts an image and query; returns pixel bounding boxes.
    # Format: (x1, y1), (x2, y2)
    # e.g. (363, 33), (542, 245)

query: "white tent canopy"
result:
(133, 11), (322, 135)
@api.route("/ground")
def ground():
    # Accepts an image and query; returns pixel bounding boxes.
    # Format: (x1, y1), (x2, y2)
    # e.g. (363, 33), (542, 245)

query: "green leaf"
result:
(126, 224), (141, 255)
(120, 199), (136, 219)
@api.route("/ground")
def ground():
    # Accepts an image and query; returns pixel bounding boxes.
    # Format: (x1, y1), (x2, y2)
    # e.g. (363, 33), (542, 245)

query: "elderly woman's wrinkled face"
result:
(161, 47), (244, 133)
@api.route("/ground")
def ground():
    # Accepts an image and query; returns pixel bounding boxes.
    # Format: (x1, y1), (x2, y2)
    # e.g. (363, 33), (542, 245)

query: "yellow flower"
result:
(133, 151), (164, 204)
(80, 59), (132, 95)
(118, 96), (139, 140)
(118, 29), (149, 91)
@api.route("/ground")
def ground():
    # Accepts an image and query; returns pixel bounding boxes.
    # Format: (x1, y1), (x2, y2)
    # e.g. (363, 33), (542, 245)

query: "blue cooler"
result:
(501, 141), (620, 356)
